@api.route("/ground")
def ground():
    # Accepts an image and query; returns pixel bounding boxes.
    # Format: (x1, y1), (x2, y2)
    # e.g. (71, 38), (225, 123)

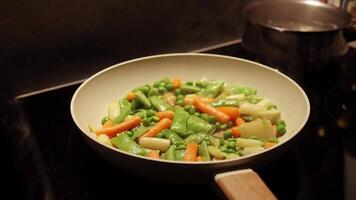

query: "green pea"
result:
(158, 86), (167, 94)
(277, 125), (286, 135)
(193, 112), (201, 117)
(146, 109), (156, 117)
(143, 118), (151, 126)
(224, 130), (232, 139)
(177, 94), (184, 100)
(101, 116), (110, 125)
(125, 131), (134, 137)
(151, 116), (160, 122)
(176, 99), (184, 106)
(186, 81), (193, 86)
(227, 141), (236, 150)
(165, 83), (173, 91)
(174, 89), (182, 95)
(201, 113), (210, 121)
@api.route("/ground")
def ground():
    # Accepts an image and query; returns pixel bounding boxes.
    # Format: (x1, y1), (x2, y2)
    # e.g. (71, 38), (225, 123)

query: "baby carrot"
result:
(156, 111), (175, 120)
(126, 92), (136, 101)
(216, 107), (240, 120)
(172, 78), (182, 89)
(184, 143), (199, 161)
(235, 117), (245, 126)
(140, 118), (172, 138)
(193, 98), (230, 123)
(96, 116), (142, 138)
(231, 126), (240, 138)
(146, 151), (160, 159)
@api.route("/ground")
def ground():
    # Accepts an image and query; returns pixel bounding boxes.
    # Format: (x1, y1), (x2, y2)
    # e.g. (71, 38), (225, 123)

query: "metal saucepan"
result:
(242, 0), (356, 80)
(70, 53), (310, 199)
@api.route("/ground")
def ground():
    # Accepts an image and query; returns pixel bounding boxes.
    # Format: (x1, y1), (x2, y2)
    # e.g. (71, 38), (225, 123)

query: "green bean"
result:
(111, 134), (147, 156)
(134, 90), (151, 108)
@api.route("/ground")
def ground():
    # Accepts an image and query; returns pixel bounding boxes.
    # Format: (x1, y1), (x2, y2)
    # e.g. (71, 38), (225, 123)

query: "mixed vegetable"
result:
(91, 78), (286, 161)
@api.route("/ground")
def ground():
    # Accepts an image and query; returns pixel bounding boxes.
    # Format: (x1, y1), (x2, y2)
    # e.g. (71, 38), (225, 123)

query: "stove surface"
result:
(14, 41), (356, 200)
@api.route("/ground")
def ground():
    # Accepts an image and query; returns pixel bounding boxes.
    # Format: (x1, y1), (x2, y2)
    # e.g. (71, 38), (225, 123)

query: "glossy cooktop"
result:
(12, 40), (356, 200)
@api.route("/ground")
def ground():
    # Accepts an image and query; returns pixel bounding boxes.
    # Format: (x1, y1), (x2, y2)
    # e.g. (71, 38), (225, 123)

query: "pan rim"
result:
(70, 52), (310, 165)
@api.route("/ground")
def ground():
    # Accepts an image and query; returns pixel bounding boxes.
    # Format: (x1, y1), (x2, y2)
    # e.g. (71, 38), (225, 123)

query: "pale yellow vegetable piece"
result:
(235, 138), (264, 148)
(139, 137), (170, 152)
(239, 103), (265, 117)
(97, 134), (112, 146)
(242, 147), (265, 155)
(238, 119), (275, 140)
(258, 110), (281, 124)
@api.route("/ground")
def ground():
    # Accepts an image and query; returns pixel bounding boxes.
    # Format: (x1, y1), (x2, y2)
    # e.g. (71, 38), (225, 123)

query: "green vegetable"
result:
(149, 96), (170, 111)
(111, 134), (147, 156)
(148, 87), (160, 96)
(133, 85), (150, 95)
(162, 129), (184, 144)
(130, 99), (141, 110)
(245, 95), (264, 104)
(184, 133), (208, 144)
(112, 99), (131, 125)
(171, 109), (190, 137)
(230, 85), (257, 96)
(276, 119), (286, 135)
(198, 141), (211, 161)
(134, 90), (151, 108)
(201, 80), (224, 98)
(180, 84), (201, 94)
(210, 99), (240, 107)
(131, 126), (150, 140)
(207, 146), (224, 159)
(223, 130), (232, 139)
(187, 115), (213, 134)
(107, 101), (120, 120)
(174, 150), (186, 160)
(165, 145), (176, 160)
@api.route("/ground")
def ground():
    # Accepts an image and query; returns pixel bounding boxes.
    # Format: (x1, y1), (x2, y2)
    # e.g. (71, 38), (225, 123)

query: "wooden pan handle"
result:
(214, 169), (277, 200)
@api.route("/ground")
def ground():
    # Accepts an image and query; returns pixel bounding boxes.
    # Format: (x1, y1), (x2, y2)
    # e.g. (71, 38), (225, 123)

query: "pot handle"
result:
(214, 169), (277, 200)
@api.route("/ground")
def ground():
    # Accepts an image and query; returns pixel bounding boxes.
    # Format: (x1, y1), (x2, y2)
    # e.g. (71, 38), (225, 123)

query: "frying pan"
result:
(70, 53), (310, 199)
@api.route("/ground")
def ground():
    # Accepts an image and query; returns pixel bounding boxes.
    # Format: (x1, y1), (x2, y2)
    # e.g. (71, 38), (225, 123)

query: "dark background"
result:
(0, 0), (252, 97)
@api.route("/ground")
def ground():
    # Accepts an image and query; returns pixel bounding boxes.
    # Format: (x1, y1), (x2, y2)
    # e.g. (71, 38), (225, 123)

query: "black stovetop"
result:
(8, 41), (356, 200)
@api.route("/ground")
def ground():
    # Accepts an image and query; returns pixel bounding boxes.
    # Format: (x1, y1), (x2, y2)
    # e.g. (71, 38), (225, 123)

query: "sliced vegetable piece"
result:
(163, 92), (176, 106)
(238, 119), (275, 140)
(230, 85), (257, 96)
(193, 98), (230, 123)
(112, 99), (131, 125)
(140, 118), (172, 138)
(183, 143), (199, 161)
(239, 103), (265, 117)
(139, 137), (170, 152)
(149, 96), (170, 111)
(96, 116), (142, 138)
(241, 147), (265, 155)
(156, 110), (175, 120)
(198, 141), (211, 161)
(162, 129), (184, 144)
(171, 109), (190, 137)
(134, 90), (151, 108)
(111, 134), (147, 156)
(187, 115), (213, 134)
(235, 138), (263, 148)
(215, 107), (240, 120)
(207, 146), (224, 159)
(258, 110), (281, 124)
(97, 134), (112, 146)
(201, 80), (224, 98)
(146, 150), (160, 159)
(165, 145), (176, 160)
